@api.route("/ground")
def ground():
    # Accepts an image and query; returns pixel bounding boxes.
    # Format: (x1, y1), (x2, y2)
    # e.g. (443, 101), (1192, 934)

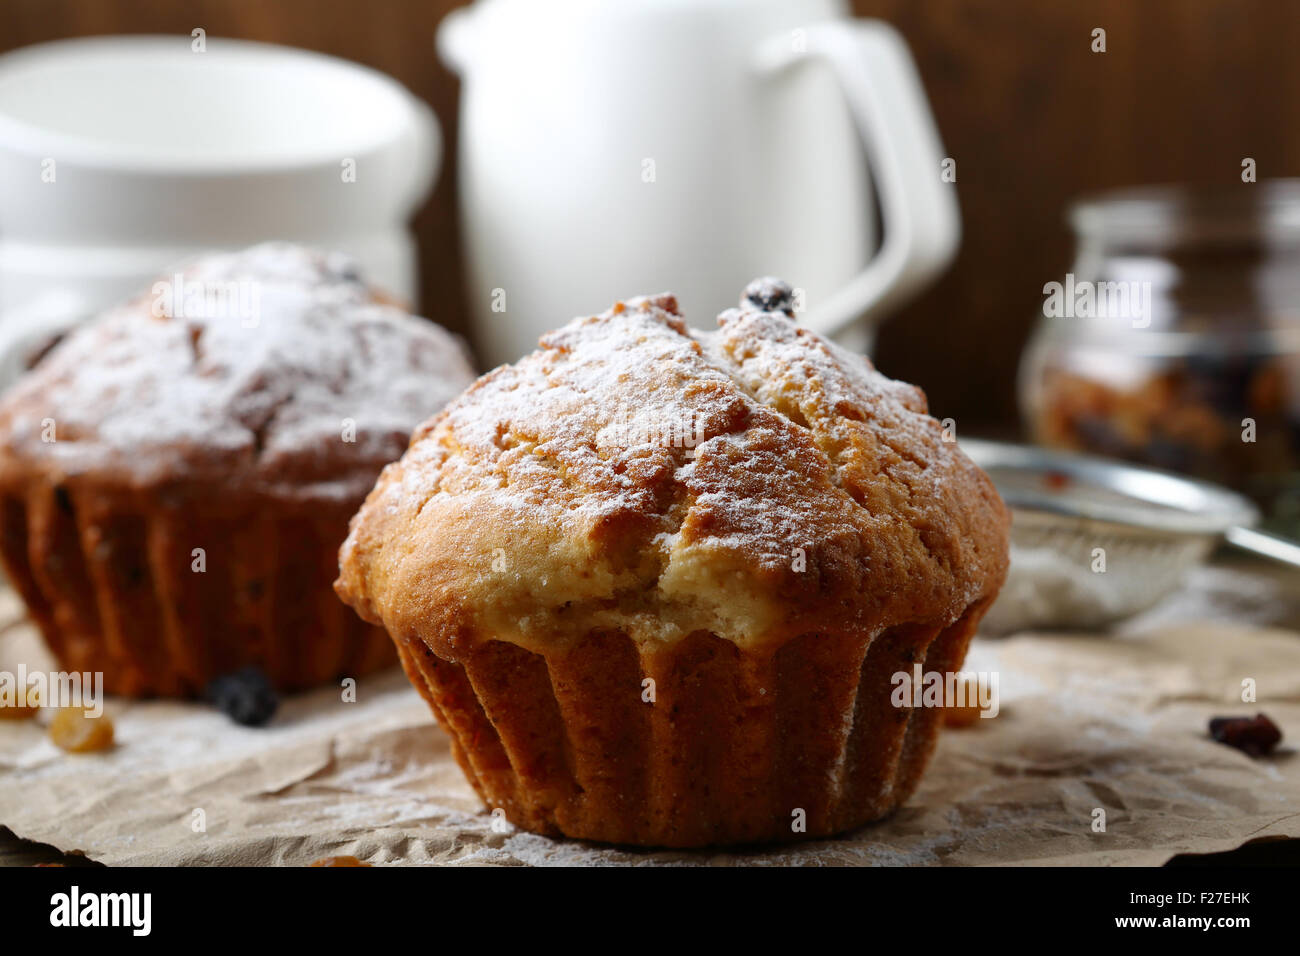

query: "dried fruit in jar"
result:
(49, 708), (114, 753)
(1208, 713), (1282, 757)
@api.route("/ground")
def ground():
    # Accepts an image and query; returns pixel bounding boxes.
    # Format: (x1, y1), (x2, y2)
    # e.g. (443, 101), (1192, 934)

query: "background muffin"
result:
(336, 279), (1009, 847)
(0, 243), (477, 696)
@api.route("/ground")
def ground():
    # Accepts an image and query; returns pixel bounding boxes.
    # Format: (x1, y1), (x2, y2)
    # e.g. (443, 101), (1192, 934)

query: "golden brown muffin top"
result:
(0, 244), (477, 501)
(336, 279), (1009, 653)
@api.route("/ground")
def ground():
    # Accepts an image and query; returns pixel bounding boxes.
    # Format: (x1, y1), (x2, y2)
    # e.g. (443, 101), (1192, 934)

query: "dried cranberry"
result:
(1043, 470), (1071, 491)
(206, 667), (278, 727)
(309, 856), (371, 867)
(1208, 713), (1282, 757)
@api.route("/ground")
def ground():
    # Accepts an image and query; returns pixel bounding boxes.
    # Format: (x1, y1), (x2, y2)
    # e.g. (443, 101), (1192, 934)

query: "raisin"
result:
(944, 674), (986, 728)
(309, 856), (371, 867)
(49, 708), (114, 753)
(1043, 470), (1071, 492)
(1208, 714), (1282, 757)
(0, 685), (40, 720)
(0, 702), (39, 720)
(120, 561), (145, 588)
(206, 667), (278, 727)
(944, 702), (984, 728)
(24, 331), (67, 370)
(741, 277), (795, 316)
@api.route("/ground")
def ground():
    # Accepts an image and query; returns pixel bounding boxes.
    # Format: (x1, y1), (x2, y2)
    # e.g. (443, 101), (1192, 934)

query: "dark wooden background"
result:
(3, 0), (1297, 428)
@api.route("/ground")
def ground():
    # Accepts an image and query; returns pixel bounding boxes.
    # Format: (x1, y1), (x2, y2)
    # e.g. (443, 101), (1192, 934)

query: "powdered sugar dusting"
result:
(395, 285), (955, 551)
(0, 244), (477, 498)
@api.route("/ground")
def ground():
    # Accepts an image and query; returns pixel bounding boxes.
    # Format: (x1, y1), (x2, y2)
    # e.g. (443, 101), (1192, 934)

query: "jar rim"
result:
(1036, 321), (1300, 357)
(1069, 181), (1300, 247)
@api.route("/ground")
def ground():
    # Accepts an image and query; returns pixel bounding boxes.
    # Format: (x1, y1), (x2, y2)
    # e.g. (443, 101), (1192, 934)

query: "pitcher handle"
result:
(755, 20), (960, 340)
(437, 6), (476, 74)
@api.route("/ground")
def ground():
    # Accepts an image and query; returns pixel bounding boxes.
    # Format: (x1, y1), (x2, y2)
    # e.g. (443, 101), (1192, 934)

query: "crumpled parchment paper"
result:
(2, 562), (1298, 866)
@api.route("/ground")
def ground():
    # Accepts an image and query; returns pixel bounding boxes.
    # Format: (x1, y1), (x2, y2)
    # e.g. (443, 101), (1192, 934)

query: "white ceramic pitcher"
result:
(440, 0), (960, 366)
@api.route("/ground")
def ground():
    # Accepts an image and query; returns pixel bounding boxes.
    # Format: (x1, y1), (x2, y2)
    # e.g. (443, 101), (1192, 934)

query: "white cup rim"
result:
(0, 35), (435, 176)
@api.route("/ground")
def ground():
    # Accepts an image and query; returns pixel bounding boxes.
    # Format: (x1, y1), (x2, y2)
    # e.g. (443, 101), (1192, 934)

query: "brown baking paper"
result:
(2, 563), (1299, 867)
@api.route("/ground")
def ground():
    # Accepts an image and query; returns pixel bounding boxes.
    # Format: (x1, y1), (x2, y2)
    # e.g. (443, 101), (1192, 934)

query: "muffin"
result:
(336, 279), (1009, 847)
(0, 244), (476, 696)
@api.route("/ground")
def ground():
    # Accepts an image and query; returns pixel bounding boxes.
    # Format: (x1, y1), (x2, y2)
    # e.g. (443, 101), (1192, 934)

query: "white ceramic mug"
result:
(0, 35), (439, 385)
(440, 0), (960, 366)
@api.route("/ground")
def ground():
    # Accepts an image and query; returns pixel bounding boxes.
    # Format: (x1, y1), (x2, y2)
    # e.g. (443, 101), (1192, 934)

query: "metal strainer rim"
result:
(959, 439), (1259, 538)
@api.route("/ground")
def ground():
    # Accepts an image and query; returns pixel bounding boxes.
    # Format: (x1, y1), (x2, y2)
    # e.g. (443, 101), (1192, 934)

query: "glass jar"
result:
(1020, 182), (1300, 536)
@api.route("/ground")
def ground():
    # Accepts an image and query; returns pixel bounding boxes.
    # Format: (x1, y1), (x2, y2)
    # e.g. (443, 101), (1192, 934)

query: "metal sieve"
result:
(959, 439), (1300, 633)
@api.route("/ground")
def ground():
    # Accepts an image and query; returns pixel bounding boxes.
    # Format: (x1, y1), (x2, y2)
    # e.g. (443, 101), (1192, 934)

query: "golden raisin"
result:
(1, 683), (42, 719)
(49, 708), (114, 753)
(309, 856), (371, 867)
(0, 701), (40, 720)
(944, 675), (987, 728)
(944, 703), (983, 728)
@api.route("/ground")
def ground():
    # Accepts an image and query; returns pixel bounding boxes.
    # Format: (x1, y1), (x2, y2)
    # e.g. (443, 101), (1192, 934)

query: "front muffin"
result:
(336, 279), (1009, 847)
(0, 244), (477, 696)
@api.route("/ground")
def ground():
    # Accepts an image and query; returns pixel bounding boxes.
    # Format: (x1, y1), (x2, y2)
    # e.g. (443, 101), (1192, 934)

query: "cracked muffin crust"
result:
(0, 244), (477, 696)
(337, 279), (1010, 847)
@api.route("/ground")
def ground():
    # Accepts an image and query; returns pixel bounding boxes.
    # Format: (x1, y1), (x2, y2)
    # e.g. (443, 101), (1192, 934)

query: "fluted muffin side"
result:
(390, 601), (989, 847)
(0, 475), (394, 696)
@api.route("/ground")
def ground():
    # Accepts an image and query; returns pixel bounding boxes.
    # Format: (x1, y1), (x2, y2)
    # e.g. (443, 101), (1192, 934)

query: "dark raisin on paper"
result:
(206, 667), (279, 727)
(1208, 713), (1282, 757)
